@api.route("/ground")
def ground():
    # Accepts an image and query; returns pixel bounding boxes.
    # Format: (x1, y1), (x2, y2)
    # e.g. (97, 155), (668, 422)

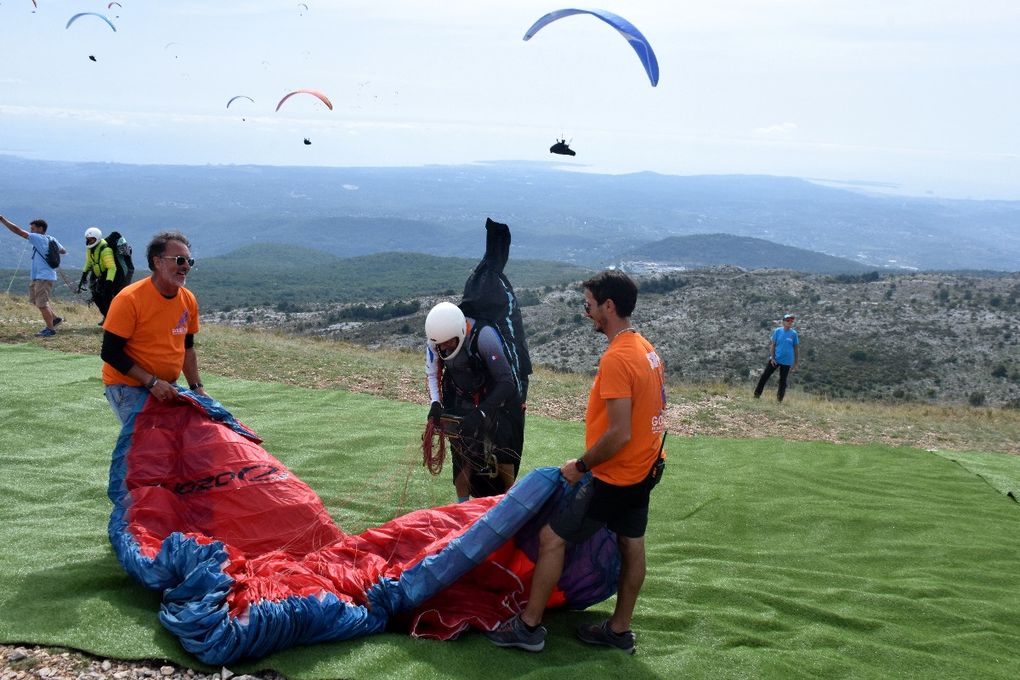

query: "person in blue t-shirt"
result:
(753, 313), (800, 402)
(1, 215), (68, 337)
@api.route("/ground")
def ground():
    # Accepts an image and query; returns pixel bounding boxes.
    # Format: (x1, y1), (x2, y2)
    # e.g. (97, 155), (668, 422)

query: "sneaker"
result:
(577, 620), (636, 654)
(484, 614), (547, 652)
(34, 328), (57, 338)
(52, 316), (64, 327)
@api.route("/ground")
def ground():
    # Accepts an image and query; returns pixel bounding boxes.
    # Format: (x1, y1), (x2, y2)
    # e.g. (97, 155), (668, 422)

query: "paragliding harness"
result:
(102, 231), (135, 287)
(421, 218), (532, 496)
(31, 236), (61, 269)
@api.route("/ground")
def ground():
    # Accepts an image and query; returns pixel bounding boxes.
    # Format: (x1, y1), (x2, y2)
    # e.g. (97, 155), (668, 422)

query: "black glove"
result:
(428, 401), (443, 425)
(460, 408), (486, 439)
(77, 272), (88, 294)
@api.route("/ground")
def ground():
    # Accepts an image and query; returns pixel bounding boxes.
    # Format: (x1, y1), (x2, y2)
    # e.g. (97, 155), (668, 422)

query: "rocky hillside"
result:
(207, 268), (1020, 408)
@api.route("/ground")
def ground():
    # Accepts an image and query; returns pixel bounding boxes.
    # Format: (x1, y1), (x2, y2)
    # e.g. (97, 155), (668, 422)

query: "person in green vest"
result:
(78, 227), (119, 325)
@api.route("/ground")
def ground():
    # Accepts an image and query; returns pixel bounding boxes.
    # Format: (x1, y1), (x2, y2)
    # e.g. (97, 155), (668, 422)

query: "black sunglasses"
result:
(158, 255), (195, 267)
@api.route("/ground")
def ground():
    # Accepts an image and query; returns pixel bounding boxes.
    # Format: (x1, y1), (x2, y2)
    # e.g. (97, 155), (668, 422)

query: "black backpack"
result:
(104, 231), (136, 285)
(459, 218), (533, 402)
(32, 236), (61, 269)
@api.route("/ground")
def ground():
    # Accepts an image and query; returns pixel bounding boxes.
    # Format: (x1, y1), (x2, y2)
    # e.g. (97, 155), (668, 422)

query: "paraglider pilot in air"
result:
(425, 302), (526, 501)
(550, 139), (575, 156)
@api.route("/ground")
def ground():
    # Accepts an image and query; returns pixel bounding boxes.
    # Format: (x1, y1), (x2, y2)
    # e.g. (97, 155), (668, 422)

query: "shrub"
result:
(968, 391), (986, 407)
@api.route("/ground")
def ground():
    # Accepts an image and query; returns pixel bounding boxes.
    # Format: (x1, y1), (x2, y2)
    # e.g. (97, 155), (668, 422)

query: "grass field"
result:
(2, 335), (1020, 679)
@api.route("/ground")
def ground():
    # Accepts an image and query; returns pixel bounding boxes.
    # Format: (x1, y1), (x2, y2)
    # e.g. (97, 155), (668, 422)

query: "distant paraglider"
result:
(303, 138), (312, 145)
(226, 95), (255, 109)
(550, 138), (575, 156)
(65, 11), (117, 32)
(522, 8), (659, 86)
(275, 89), (333, 112)
(88, 55), (97, 62)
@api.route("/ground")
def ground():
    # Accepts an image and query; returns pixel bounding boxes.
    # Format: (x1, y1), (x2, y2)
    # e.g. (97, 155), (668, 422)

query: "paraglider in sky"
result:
(297, 2), (308, 12)
(225, 95), (254, 109)
(88, 55), (97, 62)
(107, 391), (620, 665)
(275, 88), (333, 112)
(303, 138), (312, 145)
(65, 11), (117, 32)
(522, 8), (659, 86)
(550, 138), (575, 156)
(107, 1), (121, 7)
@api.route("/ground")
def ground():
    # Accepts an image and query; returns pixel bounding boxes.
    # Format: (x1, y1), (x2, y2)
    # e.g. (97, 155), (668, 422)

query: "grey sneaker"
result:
(577, 620), (636, 654)
(484, 614), (547, 652)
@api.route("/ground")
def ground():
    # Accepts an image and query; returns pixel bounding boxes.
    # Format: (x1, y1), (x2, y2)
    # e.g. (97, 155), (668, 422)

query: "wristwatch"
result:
(574, 458), (589, 473)
(145, 375), (158, 389)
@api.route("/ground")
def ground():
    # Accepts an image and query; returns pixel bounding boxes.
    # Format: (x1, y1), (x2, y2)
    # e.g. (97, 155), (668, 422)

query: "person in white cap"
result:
(753, 313), (800, 402)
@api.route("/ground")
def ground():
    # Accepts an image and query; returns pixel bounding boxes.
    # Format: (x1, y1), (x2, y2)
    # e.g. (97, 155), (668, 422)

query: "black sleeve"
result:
(185, 333), (194, 349)
(101, 331), (134, 376)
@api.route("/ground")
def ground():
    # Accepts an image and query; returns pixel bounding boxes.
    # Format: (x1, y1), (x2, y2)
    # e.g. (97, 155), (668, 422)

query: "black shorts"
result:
(551, 476), (652, 541)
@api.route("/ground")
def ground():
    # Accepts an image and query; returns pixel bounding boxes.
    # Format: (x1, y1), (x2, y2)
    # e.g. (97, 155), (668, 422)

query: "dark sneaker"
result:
(52, 316), (64, 327)
(34, 328), (57, 338)
(484, 614), (547, 652)
(577, 620), (636, 654)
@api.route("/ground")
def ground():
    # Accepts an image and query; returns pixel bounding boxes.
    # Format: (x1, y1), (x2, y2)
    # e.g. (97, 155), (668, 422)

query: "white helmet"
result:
(84, 227), (102, 248)
(425, 302), (467, 360)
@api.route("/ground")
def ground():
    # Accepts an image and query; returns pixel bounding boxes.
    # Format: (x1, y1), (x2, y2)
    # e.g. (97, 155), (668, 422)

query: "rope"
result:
(421, 419), (447, 475)
(4, 238), (30, 295)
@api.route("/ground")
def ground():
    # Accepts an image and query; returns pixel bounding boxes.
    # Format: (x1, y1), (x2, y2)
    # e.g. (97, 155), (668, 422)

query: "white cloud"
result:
(753, 122), (798, 138)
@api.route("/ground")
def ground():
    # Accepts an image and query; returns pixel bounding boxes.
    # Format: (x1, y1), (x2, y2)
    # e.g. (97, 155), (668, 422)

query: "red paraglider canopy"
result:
(276, 88), (333, 112)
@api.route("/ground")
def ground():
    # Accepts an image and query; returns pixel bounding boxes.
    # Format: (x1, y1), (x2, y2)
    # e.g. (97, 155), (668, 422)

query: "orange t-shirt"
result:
(586, 331), (667, 486)
(102, 277), (200, 386)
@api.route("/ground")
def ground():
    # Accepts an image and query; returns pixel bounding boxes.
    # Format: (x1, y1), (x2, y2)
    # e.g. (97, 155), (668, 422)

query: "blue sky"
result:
(2, 0), (1018, 199)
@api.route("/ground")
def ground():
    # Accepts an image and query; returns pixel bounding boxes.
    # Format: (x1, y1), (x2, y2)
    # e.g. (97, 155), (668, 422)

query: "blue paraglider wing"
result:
(523, 8), (659, 86)
(66, 12), (117, 32)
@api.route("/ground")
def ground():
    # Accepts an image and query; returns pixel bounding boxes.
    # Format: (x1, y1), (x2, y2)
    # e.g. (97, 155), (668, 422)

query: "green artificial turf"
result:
(1, 344), (1019, 679)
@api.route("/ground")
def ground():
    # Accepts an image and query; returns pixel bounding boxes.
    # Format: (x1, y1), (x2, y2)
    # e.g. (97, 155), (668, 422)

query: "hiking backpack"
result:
(32, 236), (61, 269)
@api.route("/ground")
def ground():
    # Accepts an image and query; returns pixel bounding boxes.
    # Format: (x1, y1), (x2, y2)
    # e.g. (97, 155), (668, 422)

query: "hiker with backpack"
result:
(1, 214), (67, 338)
(78, 227), (134, 325)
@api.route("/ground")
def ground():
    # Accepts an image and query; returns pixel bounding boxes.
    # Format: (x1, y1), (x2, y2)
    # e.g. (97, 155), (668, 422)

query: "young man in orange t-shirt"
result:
(100, 230), (207, 424)
(487, 270), (666, 654)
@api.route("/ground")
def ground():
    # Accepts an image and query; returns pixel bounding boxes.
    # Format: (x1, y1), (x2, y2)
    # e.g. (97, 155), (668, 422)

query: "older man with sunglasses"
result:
(100, 230), (208, 424)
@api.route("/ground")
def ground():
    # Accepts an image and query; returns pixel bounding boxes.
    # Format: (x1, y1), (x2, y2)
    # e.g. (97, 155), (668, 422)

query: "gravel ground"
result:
(1, 645), (284, 680)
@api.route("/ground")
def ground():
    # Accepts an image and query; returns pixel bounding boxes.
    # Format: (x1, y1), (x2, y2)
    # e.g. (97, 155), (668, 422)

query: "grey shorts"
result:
(28, 279), (53, 307)
(551, 476), (652, 541)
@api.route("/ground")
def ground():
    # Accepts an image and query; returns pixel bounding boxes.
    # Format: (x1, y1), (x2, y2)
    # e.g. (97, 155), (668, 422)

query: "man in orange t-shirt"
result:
(100, 230), (207, 424)
(487, 270), (666, 654)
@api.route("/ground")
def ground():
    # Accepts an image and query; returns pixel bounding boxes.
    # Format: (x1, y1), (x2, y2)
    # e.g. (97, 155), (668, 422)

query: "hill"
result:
(2, 155), (1019, 271)
(185, 245), (593, 310)
(205, 267), (1020, 409)
(622, 233), (875, 273)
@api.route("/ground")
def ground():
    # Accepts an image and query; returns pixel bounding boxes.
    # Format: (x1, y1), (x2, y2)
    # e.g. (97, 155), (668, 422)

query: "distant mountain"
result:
(622, 234), (875, 274)
(184, 245), (591, 310)
(1, 155), (1018, 271)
